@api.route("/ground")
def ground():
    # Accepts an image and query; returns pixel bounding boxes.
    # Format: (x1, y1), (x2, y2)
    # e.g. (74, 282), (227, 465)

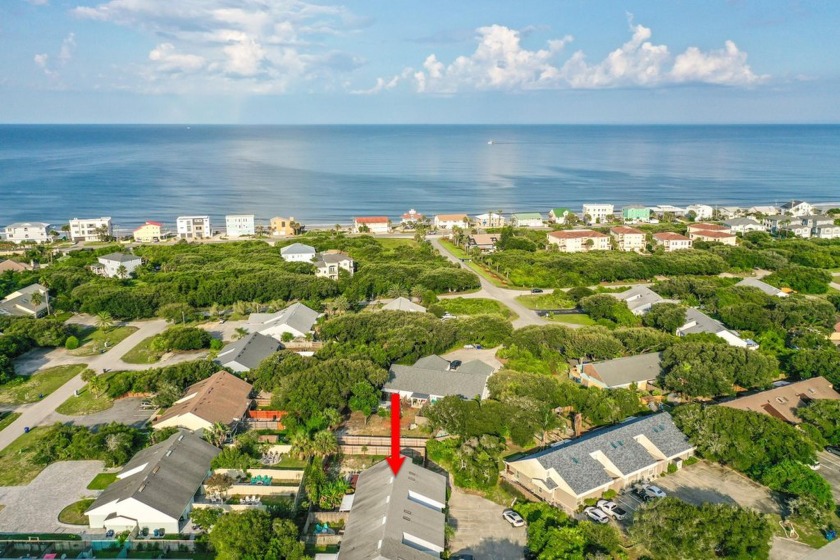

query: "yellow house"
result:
(133, 221), (163, 243)
(270, 216), (297, 236)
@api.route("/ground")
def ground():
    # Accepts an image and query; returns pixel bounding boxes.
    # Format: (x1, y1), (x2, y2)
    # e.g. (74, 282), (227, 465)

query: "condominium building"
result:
(133, 221), (164, 243)
(225, 214), (255, 237)
(3, 222), (52, 244)
(610, 226), (645, 251)
(176, 216), (211, 240)
(68, 217), (112, 242)
(547, 230), (611, 253)
(652, 232), (692, 252)
(582, 204), (614, 224)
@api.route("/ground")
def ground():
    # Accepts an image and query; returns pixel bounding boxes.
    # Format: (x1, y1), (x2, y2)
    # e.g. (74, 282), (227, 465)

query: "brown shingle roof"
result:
(154, 371), (253, 428)
(720, 377), (840, 424)
(435, 213), (469, 221)
(549, 229), (608, 239)
(610, 226), (644, 235)
(693, 230), (736, 239)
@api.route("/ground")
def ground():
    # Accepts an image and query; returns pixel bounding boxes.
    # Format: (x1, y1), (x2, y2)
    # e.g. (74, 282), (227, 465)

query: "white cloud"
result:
(59, 33), (77, 62)
(34, 53), (49, 68)
(73, 0), (365, 93)
(27, 0), (49, 5)
(377, 19), (765, 94)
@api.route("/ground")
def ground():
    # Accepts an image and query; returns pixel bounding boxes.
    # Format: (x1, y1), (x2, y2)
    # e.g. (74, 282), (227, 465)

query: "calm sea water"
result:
(0, 125), (838, 230)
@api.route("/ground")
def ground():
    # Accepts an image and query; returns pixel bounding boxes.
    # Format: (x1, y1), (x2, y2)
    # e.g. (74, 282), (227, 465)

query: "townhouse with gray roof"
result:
(504, 413), (694, 512)
(215, 332), (281, 372)
(676, 308), (757, 349)
(248, 302), (320, 341)
(0, 283), (49, 317)
(723, 217), (765, 234)
(609, 285), (675, 315)
(573, 352), (662, 390)
(383, 355), (496, 407)
(338, 460), (447, 560)
(735, 277), (788, 298)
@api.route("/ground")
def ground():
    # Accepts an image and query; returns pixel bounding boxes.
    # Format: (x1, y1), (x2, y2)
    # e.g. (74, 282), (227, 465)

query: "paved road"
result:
(0, 319), (174, 453)
(430, 236), (553, 329)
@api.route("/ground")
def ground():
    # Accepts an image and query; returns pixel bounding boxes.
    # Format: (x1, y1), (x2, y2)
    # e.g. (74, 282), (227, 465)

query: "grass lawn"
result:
(58, 498), (95, 525)
(0, 412), (21, 432)
(771, 511), (840, 549)
(120, 336), (162, 364)
(377, 238), (418, 250)
(0, 427), (53, 485)
(69, 326), (138, 357)
(0, 533), (81, 541)
(516, 291), (576, 310)
(438, 239), (512, 288)
(56, 379), (116, 416)
(87, 472), (118, 490)
(439, 238), (469, 259)
(433, 297), (513, 318)
(0, 364), (87, 405)
(547, 313), (597, 326)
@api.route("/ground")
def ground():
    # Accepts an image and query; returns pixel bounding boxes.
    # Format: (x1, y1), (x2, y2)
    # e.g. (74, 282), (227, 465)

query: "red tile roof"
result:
(610, 226), (644, 235)
(694, 230), (736, 239)
(354, 216), (389, 224)
(549, 229), (608, 239)
(653, 232), (690, 241)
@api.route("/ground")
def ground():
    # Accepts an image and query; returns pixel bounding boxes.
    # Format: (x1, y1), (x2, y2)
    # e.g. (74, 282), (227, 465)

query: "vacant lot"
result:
(547, 313), (596, 326)
(516, 291), (575, 310)
(0, 365), (86, 405)
(0, 428), (53, 486)
(432, 297), (513, 318)
(69, 326), (138, 357)
(120, 336), (162, 364)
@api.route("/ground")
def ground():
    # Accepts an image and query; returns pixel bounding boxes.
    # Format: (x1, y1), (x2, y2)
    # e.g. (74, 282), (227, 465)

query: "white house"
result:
(547, 230), (611, 252)
(510, 213), (544, 228)
(313, 251), (354, 280)
(382, 297), (426, 313)
(0, 284), (49, 317)
(724, 218), (765, 234)
(401, 209), (424, 225)
(610, 285), (675, 315)
(86, 431), (220, 534)
(686, 204), (714, 220)
(582, 204), (614, 224)
(433, 214), (470, 230)
(677, 308), (756, 349)
(474, 212), (506, 228)
(249, 302), (320, 341)
(748, 206), (779, 216)
(3, 222), (52, 244)
(280, 243), (317, 262)
(353, 216), (390, 234)
(549, 208), (573, 224)
(736, 277), (788, 298)
(92, 253), (142, 278)
(781, 200), (813, 217)
(651, 205), (687, 217)
(225, 214), (255, 237)
(652, 232), (692, 252)
(176, 216), (211, 239)
(69, 217), (112, 242)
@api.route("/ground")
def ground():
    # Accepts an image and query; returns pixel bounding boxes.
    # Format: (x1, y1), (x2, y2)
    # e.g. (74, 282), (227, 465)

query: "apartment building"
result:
(176, 216), (211, 239)
(225, 214), (255, 237)
(652, 232), (692, 252)
(69, 217), (112, 242)
(610, 226), (645, 251)
(548, 229), (610, 253)
(582, 204), (614, 224)
(3, 222), (52, 244)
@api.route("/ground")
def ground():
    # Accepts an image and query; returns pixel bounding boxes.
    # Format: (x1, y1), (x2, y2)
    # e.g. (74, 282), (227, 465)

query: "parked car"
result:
(502, 509), (525, 527)
(531, 288), (544, 293)
(448, 360), (462, 370)
(808, 461), (821, 471)
(826, 446), (840, 457)
(584, 506), (610, 524)
(635, 484), (666, 501)
(105, 530), (115, 538)
(596, 499), (627, 520)
(451, 555), (474, 560)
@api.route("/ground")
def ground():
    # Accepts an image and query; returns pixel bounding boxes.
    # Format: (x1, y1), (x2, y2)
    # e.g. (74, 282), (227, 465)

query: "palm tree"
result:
(205, 422), (230, 448)
(289, 429), (314, 459)
(116, 264), (128, 279)
(30, 291), (43, 311)
(312, 430), (338, 458)
(96, 311), (114, 332)
(322, 408), (343, 430)
(234, 327), (249, 340)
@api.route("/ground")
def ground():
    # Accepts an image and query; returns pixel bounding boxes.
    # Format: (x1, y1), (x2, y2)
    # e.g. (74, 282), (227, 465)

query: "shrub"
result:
(64, 336), (80, 350)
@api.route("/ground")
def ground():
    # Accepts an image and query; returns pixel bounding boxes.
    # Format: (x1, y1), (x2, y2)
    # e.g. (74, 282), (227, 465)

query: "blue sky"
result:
(1, 0), (839, 123)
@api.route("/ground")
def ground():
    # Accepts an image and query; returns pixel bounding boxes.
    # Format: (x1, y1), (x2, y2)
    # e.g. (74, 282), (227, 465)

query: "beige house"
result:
(582, 204), (614, 224)
(133, 221), (164, 243)
(610, 226), (645, 251)
(313, 251), (355, 280)
(353, 216), (390, 234)
(467, 234), (498, 252)
(652, 232), (692, 251)
(474, 212), (506, 228)
(504, 413), (694, 513)
(0, 259), (33, 273)
(690, 230), (737, 245)
(720, 377), (840, 424)
(153, 371), (253, 432)
(433, 214), (470, 230)
(547, 230), (610, 253)
(270, 216), (297, 237)
(572, 353), (662, 390)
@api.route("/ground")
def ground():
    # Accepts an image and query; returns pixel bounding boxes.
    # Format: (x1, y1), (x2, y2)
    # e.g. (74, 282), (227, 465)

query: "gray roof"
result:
(0, 283), (48, 316)
(583, 352), (662, 388)
(87, 431), (219, 520)
(735, 277), (784, 296)
(250, 302), (319, 334)
(518, 413), (693, 496)
(280, 243), (316, 256)
(98, 252), (141, 263)
(338, 460), (447, 560)
(313, 252), (353, 268)
(678, 308), (728, 335)
(781, 200), (807, 209)
(610, 286), (668, 313)
(4, 222), (50, 229)
(723, 218), (762, 227)
(384, 356), (495, 400)
(382, 297), (426, 313)
(215, 333), (280, 371)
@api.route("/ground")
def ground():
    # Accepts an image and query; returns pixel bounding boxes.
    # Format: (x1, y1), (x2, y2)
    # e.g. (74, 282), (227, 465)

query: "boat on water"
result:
(487, 140), (495, 145)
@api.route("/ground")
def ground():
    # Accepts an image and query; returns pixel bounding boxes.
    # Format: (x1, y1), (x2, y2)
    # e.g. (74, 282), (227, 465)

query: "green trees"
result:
(513, 502), (624, 559)
(630, 498), (772, 560)
(661, 343), (778, 397)
(642, 302), (687, 333)
(64, 335), (80, 350)
(765, 266), (832, 294)
(150, 326), (212, 352)
(578, 294), (640, 327)
(32, 422), (145, 467)
(796, 399), (840, 445)
(787, 349), (840, 385)
(208, 510), (308, 560)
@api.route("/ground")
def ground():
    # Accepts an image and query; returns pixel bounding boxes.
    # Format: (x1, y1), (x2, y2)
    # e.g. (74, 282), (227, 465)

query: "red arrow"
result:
(386, 393), (406, 475)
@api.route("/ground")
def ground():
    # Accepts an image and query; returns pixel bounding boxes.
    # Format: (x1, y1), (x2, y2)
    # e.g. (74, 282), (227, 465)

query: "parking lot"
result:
(448, 487), (526, 560)
(817, 450), (840, 502)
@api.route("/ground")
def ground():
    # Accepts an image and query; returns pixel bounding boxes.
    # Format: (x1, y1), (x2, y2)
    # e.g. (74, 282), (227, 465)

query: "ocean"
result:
(0, 125), (838, 230)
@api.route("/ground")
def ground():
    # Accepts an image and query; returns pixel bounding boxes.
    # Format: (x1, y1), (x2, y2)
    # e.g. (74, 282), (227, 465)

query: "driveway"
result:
(770, 537), (814, 560)
(448, 488), (527, 560)
(0, 460), (103, 533)
(44, 397), (155, 430)
(198, 319), (250, 343)
(442, 347), (502, 370)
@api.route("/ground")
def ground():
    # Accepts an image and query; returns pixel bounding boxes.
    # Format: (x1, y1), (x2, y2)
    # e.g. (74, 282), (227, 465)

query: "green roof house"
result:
(549, 208), (572, 224)
(510, 213), (544, 227)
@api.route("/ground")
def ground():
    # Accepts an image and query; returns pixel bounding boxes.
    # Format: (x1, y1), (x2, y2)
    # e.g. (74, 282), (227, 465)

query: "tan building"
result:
(652, 232), (692, 252)
(686, 223), (731, 234)
(270, 216), (297, 237)
(720, 377), (840, 424)
(573, 352), (662, 390)
(434, 214), (470, 230)
(547, 229), (610, 253)
(153, 371), (253, 432)
(504, 413), (694, 513)
(610, 226), (645, 251)
(133, 221), (164, 243)
(353, 216), (390, 234)
(467, 233), (498, 252)
(0, 259), (33, 273)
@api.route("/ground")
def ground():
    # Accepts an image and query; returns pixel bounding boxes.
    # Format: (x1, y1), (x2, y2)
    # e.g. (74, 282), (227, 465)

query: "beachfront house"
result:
(510, 213), (544, 228)
(677, 308), (756, 349)
(686, 204), (714, 220)
(548, 230), (610, 253)
(504, 413), (694, 513)
(651, 205), (687, 218)
(720, 377), (840, 424)
(383, 355), (496, 408)
(802, 215), (840, 239)
(270, 216), (297, 236)
(434, 213), (470, 230)
(582, 204), (614, 224)
(85, 430), (220, 535)
(764, 216), (812, 238)
(249, 302), (320, 341)
(717, 207), (744, 219)
(338, 460), (447, 560)
(549, 207), (572, 224)
(474, 212), (506, 228)
(723, 218), (764, 234)
(215, 333), (281, 373)
(622, 205), (651, 223)
(573, 352), (662, 390)
(610, 226), (645, 252)
(401, 209), (424, 226)
(652, 232), (692, 252)
(280, 243), (317, 263)
(0, 283), (49, 317)
(92, 253), (142, 278)
(153, 371), (253, 432)
(176, 216), (211, 240)
(69, 217), (112, 242)
(313, 251), (355, 280)
(133, 221), (164, 243)
(3, 222), (52, 244)
(467, 233), (498, 253)
(610, 285), (674, 315)
(354, 216), (390, 234)
(736, 277), (788, 298)
(748, 205), (779, 216)
(781, 200), (813, 217)
(225, 214), (255, 237)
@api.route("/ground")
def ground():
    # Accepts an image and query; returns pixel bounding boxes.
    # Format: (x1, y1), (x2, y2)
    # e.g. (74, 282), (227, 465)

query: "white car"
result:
(502, 509), (525, 527)
(639, 484), (666, 500)
(596, 499), (627, 520)
(583, 506), (610, 524)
